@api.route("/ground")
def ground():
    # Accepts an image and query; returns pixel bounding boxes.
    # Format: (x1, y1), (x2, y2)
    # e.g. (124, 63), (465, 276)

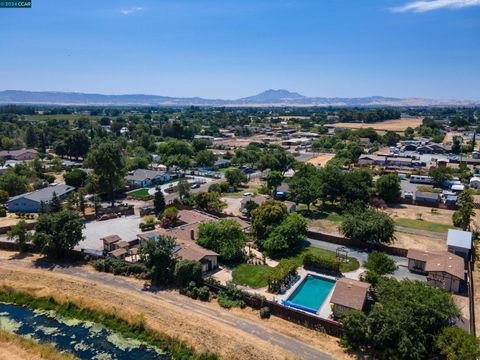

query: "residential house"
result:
(213, 158), (231, 169)
(138, 227), (218, 273)
(417, 144), (448, 154)
(7, 184), (75, 213)
(125, 169), (171, 189)
(0, 148), (38, 161)
(447, 229), (472, 261)
(0, 160), (20, 174)
(330, 278), (370, 318)
(407, 249), (465, 293)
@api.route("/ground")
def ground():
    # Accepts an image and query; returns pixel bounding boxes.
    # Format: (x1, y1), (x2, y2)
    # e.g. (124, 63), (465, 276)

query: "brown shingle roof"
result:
(137, 226), (218, 262)
(101, 235), (121, 245)
(109, 248), (127, 258)
(178, 209), (217, 225)
(408, 248), (465, 279)
(116, 241), (130, 249)
(330, 278), (370, 310)
(424, 252), (465, 280)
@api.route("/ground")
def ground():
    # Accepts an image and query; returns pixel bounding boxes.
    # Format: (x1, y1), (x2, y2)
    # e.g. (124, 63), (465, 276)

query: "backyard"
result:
(232, 246), (359, 289)
(126, 188), (152, 200)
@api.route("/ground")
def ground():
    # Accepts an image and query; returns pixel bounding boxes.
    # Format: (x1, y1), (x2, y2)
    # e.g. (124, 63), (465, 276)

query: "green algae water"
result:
(0, 303), (170, 360)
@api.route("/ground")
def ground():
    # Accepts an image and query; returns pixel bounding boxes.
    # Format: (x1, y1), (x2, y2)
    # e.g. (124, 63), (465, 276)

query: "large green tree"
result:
(195, 150), (217, 168)
(436, 327), (480, 360)
(340, 208), (395, 244)
(376, 173), (401, 203)
(263, 213), (307, 254)
(7, 219), (30, 253)
(32, 209), (84, 258)
(288, 164), (319, 210)
(198, 219), (246, 261)
(453, 189), (475, 231)
(266, 171), (284, 195)
(192, 191), (226, 214)
(251, 200), (288, 242)
(341, 279), (460, 359)
(85, 140), (126, 206)
(140, 235), (176, 285)
(225, 168), (247, 190)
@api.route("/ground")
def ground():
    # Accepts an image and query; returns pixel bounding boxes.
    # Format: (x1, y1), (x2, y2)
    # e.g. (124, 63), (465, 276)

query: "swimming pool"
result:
(286, 275), (336, 313)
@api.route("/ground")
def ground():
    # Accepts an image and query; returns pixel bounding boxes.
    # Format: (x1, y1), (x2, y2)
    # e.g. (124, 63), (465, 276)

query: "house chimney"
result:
(190, 229), (195, 241)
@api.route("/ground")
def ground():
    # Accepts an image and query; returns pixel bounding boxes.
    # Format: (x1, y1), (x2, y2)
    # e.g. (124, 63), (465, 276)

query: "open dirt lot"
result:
(329, 118), (423, 132)
(0, 213), (36, 228)
(385, 204), (455, 225)
(307, 154), (335, 167)
(0, 251), (349, 360)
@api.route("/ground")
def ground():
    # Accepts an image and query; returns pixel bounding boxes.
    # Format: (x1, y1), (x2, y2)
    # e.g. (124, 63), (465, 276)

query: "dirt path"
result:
(0, 255), (347, 360)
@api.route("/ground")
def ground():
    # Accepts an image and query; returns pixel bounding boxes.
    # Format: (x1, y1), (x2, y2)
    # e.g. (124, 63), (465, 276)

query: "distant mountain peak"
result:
(240, 89), (306, 103)
(0, 89), (477, 107)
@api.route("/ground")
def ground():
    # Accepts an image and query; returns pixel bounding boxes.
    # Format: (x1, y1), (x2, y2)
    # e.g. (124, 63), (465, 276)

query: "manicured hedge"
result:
(303, 253), (341, 273)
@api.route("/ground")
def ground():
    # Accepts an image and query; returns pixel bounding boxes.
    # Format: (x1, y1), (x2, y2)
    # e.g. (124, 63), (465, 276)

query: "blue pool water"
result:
(287, 275), (336, 312)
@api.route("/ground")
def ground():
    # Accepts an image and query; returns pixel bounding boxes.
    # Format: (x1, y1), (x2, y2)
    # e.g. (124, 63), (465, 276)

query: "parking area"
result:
(77, 215), (142, 251)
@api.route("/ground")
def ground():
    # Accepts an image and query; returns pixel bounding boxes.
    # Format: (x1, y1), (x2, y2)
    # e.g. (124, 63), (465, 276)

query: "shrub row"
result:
(303, 253), (341, 273)
(92, 257), (150, 279)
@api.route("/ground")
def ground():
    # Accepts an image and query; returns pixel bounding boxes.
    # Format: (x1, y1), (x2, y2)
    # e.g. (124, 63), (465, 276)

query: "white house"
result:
(125, 169), (171, 188)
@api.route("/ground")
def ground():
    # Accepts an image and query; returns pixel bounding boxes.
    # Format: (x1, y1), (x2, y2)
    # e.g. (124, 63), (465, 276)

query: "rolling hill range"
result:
(0, 89), (477, 107)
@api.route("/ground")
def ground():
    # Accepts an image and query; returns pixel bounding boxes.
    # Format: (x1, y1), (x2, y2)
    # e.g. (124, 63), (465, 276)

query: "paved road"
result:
(0, 258), (334, 360)
(307, 238), (426, 282)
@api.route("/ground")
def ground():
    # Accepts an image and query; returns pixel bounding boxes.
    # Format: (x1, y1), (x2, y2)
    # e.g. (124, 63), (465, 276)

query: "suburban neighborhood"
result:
(1, 0), (480, 358)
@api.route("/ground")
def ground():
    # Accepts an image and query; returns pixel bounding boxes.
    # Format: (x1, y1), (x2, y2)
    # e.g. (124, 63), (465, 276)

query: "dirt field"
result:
(0, 213), (36, 228)
(0, 252), (350, 360)
(385, 204), (455, 226)
(307, 154), (335, 167)
(329, 118), (423, 132)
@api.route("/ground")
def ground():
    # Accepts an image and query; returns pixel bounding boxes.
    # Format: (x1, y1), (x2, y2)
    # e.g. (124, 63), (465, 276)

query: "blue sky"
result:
(0, 0), (479, 99)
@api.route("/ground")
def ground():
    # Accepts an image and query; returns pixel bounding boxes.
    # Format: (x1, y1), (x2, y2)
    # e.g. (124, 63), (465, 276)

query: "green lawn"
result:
(127, 188), (151, 199)
(232, 264), (272, 288)
(231, 246), (360, 289)
(394, 218), (454, 233)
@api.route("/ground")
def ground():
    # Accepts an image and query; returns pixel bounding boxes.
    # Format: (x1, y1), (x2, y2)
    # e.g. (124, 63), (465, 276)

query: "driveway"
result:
(307, 238), (426, 282)
(78, 215), (143, 250)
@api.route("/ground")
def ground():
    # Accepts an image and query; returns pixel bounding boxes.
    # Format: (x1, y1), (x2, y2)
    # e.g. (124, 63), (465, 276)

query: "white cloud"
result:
(120, 7), (143, 15)
(391, 0), (480, 12)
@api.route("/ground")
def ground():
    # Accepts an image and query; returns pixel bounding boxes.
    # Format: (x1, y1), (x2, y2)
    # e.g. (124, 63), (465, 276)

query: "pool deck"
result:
(276, 268), (337, 319)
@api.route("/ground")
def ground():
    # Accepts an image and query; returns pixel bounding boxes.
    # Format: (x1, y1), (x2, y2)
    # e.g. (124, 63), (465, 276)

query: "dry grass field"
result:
(329, 118), (423, 132)
(307, 153), (335, 166)
(0, 330), (75, 360)
(0, 252), (351, 360)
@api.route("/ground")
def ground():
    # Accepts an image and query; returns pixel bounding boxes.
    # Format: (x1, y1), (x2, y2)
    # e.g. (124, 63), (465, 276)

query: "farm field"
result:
(328, 117), (423, 132)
